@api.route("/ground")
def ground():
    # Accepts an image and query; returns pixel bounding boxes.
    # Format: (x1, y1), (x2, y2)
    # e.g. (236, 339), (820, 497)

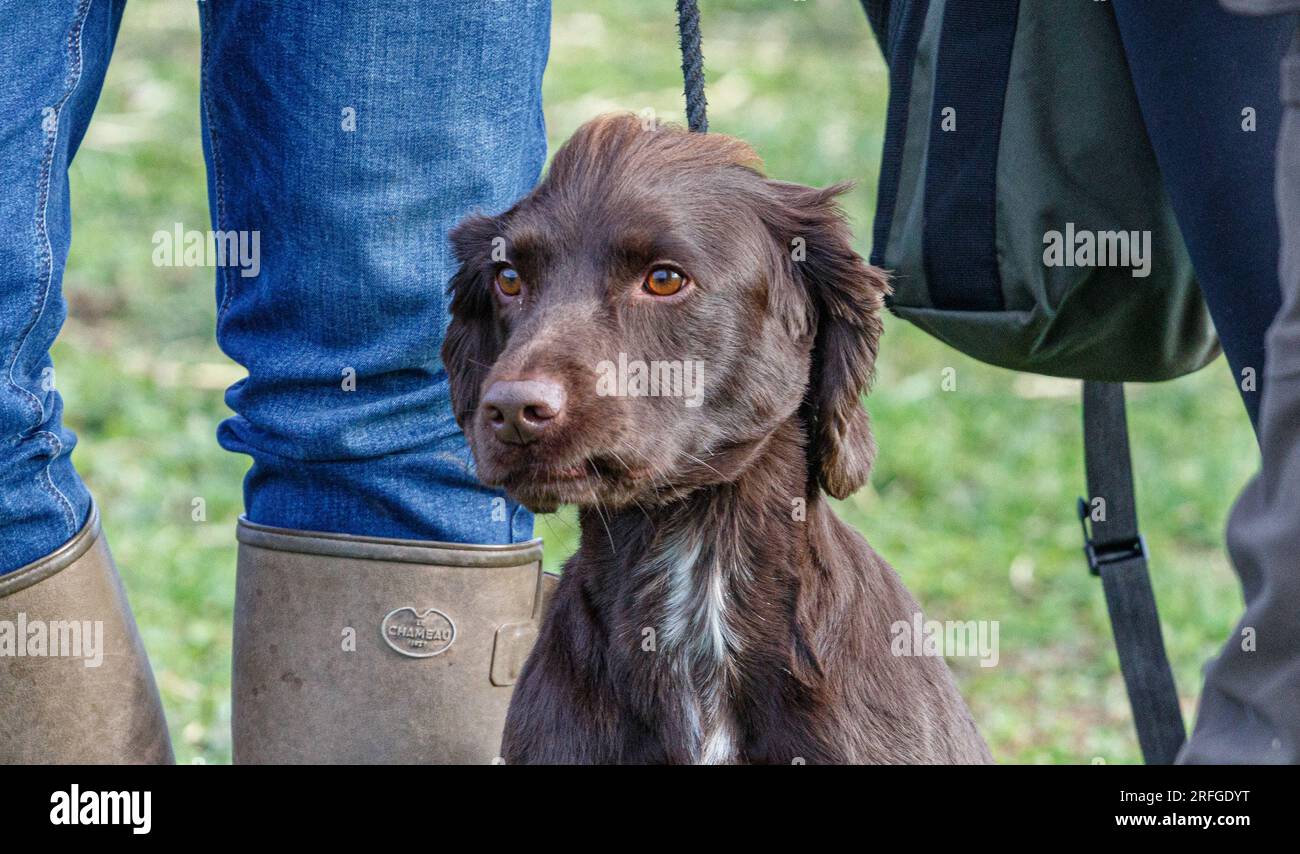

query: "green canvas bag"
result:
(864, 0), (1219, 380)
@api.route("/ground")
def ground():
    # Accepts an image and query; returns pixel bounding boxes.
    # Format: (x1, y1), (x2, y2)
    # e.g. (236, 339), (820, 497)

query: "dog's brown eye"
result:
(644, 266), (686, 297)
(496, 267), (522, 297)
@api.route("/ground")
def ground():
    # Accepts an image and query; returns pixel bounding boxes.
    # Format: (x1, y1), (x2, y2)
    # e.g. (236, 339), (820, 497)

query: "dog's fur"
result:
(443, 114), (991, 764)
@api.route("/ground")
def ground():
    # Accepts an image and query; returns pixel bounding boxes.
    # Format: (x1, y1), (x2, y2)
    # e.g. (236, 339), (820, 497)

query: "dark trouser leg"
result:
(1112, 0), (1295, 431)
(1180, 20), (1300, 764)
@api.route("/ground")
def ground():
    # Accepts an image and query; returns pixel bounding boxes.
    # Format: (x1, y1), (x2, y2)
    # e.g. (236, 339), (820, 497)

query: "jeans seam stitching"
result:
(199, 0), (233, 323)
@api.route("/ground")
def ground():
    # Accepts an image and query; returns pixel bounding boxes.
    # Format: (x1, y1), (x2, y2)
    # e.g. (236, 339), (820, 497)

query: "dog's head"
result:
(443, 113), (889, 513)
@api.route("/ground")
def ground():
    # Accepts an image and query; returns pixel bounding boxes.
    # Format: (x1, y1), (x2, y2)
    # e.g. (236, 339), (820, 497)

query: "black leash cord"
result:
(676, 0), (709, 132)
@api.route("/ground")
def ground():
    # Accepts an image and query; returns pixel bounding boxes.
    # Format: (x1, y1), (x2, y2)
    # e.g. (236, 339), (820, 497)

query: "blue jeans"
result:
(0, 0), (548, 575)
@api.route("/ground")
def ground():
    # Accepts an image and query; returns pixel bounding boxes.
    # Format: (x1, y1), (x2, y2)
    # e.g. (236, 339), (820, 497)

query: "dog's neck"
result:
(577, 418), (817, 586)
(574, 418), (828, 763)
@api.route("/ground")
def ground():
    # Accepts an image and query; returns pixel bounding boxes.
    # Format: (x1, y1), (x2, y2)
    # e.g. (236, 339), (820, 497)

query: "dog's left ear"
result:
(759, 180), (890, 499)
(442, 213), (505, 431)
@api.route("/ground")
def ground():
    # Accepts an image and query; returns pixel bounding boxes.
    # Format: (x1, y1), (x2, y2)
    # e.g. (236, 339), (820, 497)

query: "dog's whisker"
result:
(622, 488), (655, 531)
(681, 450), (725, 481)
(604, 445), (658, 520)
(605, 447), (633, 476)
(609, 443), (682, 500)
(613, 444), (679, 508)
(539, 511), (575, 540)
(584, 454), (618, 555)
(615, 441), (676, 497)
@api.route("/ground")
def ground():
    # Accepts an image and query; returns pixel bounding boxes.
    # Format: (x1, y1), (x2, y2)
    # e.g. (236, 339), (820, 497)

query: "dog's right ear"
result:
(442, 213), (504, 430)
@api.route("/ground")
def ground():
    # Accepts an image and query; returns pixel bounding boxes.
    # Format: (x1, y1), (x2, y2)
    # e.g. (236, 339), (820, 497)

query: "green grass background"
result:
(57, 0), (1257, 764)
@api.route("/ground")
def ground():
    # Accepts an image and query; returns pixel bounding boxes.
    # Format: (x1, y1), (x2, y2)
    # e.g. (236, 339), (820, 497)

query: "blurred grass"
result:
(56, 0), (1256, 764)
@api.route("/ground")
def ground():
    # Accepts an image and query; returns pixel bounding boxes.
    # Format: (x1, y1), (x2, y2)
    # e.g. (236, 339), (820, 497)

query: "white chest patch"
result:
(637, 526), (744, 764)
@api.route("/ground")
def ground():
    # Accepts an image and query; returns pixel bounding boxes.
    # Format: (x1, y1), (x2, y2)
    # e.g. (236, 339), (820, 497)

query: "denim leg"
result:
(198, 0), (549, 544)
(0, 0), (124, 574)
(1111, 0), (1296, 431)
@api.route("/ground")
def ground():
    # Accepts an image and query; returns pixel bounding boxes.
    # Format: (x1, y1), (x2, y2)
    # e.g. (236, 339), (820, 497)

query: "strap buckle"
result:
(1077, 497), (1148, 576)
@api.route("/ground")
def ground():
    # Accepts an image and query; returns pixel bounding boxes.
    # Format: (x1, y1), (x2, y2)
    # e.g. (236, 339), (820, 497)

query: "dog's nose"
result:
(482, 379), (566, 445)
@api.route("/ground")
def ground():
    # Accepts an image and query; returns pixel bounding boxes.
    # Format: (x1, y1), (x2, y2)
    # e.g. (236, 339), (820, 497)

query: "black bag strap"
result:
(1078, 381), (1186, 764)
